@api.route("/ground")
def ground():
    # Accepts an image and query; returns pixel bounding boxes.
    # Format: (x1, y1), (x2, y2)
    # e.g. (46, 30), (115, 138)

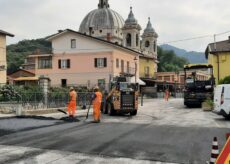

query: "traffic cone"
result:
(209, 137), (219, 164)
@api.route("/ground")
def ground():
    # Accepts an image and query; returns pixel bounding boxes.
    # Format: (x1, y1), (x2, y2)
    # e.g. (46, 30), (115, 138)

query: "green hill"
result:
(7, 39), (51, 74)
(157, 47), (189, 72)
(160, 44), (207, 64)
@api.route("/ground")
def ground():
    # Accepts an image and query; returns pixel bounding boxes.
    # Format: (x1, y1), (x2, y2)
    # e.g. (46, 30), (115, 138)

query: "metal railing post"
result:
(141, 93), (144, 106)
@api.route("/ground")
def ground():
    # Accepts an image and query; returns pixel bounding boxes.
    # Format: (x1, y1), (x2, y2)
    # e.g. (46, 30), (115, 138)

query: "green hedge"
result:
(219, 76), (230, 84)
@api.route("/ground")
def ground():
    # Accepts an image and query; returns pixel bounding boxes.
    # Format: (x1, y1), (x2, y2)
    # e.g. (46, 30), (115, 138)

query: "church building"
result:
(22, 0), (159, 89)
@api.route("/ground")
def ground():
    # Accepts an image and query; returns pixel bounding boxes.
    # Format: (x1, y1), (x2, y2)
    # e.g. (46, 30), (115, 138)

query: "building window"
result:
(98, 79), (105, 90)
(121, 60), (124, 73)
(145, 66), (150, 77)
(61, 79), (67, 87)
(71, 39), (76, 48)
(136, 34), (139, 46)
(58, 59), (70, 69)
(126, 33), (131, 47)
(116, 59), (119, 68)
(38, 57), (52, 69)
(145, 41), (150, 48)
(164, 76), (170, 82)
(0, 65), (5, 70)
(127, 61), (130, 73)
(100, 30), (102, 33)
(94, 58), (107, 68)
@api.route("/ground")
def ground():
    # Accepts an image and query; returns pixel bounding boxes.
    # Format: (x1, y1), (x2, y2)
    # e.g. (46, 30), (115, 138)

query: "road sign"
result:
(216, 137), (230, 164)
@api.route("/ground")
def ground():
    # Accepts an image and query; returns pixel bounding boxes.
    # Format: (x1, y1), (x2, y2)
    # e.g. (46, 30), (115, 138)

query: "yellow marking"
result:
(224, 154), (230, 164)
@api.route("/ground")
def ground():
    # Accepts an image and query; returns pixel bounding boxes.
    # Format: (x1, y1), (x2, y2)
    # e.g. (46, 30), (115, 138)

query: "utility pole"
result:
(214, 34), (220, 82)
(134, 57), (138, 84)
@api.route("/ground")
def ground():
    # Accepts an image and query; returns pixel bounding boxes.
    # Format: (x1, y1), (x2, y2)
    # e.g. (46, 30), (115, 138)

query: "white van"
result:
(213, 84), (230, 119)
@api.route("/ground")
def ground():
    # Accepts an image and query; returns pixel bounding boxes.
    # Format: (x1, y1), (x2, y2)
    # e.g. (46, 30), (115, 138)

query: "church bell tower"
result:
(122, 7), (141, 51)
(141, 17), (158, 57)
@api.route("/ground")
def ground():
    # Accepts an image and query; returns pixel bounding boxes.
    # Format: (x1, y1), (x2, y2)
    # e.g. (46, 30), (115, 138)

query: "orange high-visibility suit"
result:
(93, 91), (102, 121)
(68, 90), (77, 117)
(164, 89), (169, 101)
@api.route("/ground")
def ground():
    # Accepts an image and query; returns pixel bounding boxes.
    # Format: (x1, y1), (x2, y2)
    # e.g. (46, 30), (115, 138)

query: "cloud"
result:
(1, 0), (230, 52)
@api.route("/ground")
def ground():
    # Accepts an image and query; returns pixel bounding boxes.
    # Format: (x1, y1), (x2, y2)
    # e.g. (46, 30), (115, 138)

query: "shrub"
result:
(219, 76), (230, 84)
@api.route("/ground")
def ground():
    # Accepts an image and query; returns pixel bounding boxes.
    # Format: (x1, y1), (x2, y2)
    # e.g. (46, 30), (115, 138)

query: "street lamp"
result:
(134, 56), (138, 84)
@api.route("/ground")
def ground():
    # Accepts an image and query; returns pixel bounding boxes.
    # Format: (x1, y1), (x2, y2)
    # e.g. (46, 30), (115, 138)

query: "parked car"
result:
(213, 84), (230, 119)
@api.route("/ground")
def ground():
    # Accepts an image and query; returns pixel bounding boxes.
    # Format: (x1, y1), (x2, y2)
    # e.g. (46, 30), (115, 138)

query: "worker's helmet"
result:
(69, 87), (74, 91)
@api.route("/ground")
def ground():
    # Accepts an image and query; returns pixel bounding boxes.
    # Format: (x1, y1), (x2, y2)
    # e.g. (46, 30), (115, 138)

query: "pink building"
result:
(24, 29), (145, 89)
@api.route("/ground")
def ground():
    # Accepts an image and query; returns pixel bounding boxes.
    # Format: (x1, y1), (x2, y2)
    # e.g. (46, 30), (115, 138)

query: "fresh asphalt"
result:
(0, 99), (229, 164)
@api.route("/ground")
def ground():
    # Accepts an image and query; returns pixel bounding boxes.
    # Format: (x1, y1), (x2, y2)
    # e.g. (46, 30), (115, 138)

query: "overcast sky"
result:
(0, 0), (230, 52)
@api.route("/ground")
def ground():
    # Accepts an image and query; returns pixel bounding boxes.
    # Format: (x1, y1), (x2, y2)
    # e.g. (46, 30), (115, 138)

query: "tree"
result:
(219, 76), (230, 84)
(6, 38), (51, 74)
(157, 47), (189, 72)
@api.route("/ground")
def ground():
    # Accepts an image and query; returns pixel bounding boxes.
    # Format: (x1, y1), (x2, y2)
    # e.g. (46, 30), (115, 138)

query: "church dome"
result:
(79, 8), (124, 32)
(79, 0), (124, 33)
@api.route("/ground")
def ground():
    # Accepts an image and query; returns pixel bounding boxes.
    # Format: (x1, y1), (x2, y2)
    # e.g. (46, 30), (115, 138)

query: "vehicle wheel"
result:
(224, 115), (230, 120)
(130, 110), (137, 116)
(185, 104), (190, 108)
(184, 102), (188, 107)
(108, 103), (115, 116)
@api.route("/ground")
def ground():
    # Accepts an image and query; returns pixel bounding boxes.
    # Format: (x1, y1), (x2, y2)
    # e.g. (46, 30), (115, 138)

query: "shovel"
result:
(85, 100), (92, 120)
(57, 109), (67, 115)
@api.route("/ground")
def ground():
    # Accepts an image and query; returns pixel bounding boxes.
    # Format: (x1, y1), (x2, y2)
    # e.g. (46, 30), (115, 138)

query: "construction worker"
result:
(91, 86), (102, 123)
(68, 87), (77, 117)
(164, 89), (169, 101)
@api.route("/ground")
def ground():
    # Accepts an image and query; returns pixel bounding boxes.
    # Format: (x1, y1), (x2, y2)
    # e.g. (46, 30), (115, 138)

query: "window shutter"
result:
(67, 59), (70, 68)
(58, 60), (61, 69)
(104, 58), (107, 67)
(94, 58), (97, 67)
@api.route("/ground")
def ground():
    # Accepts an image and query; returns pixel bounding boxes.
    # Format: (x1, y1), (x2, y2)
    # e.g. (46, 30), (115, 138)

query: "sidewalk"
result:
(0, 106), (92, 119)
(0, 113), (15, 118)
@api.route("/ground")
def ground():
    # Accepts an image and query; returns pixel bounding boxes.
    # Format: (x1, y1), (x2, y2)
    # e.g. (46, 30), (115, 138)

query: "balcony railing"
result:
(120, 67), (136, 77)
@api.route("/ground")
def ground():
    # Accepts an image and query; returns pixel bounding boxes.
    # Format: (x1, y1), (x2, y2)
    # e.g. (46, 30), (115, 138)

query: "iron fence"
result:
(0, 92), (94, 110)
(0, 90), (184, 111)
(142, 92), (184, 99)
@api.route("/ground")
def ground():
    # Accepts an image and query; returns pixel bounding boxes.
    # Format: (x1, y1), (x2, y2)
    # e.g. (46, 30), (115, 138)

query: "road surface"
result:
(0, 99), (229, 164)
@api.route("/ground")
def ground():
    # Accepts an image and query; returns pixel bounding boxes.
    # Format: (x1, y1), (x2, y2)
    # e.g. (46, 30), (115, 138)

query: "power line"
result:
(158, 30), (230, 45)
(158, 34), (213, 45)
(216, 30), (230, 36)
(1, 30), (230, 52)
